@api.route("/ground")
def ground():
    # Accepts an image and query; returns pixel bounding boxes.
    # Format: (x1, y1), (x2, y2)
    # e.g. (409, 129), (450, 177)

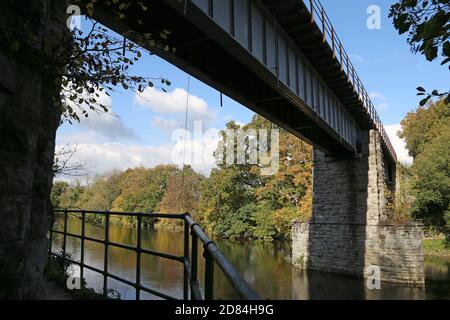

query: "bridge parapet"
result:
(189, 0), (396, 162)
(302, 0), (397, 162)
(94, 0), (395, 160)
(190, 0), (359, 152)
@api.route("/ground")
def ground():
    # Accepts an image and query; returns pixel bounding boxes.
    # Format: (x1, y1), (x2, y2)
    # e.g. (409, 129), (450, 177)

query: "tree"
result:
(197, 115), (313, 241)
(62, 0), (174, 122)
(389, 0), (450, 105)
(58, 181), (87, 210)
(53, 144), (87, 178)
(51, 165), (179, 227)
(400, 99), (449, 239)
(82, 172), (123, 211)
(412, 127), (449, 229)
(157, 166), (205, 229)
(400, 98), (449, 158)
(111, 165), (178, 213)
(50, 181), (70, 209)
(1, 1), (173, 123)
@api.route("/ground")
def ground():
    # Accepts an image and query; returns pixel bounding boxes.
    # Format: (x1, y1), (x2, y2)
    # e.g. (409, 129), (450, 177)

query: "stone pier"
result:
(0, 0), (70, 298)
(292, 130), (424, 286)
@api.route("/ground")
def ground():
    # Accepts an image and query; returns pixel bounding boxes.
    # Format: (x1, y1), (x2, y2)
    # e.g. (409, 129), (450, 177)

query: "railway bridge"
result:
(0, 0), (424, 298)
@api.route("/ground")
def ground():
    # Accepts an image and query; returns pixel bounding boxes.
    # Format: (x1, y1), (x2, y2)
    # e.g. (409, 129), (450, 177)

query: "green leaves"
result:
(62, 15), (172, 123)
(420, 97), (429, 106)
(390, 0), (449, 106)
(416, 86), (449, 106)
(390, 0), (449, 64)
(400, 98), (449, 234)
(196, 115), (312, 241)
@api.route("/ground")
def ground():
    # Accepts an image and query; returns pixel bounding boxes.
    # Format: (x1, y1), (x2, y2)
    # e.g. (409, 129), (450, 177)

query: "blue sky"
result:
(320, 0), (448, 124)
(57, 0), (447, 180)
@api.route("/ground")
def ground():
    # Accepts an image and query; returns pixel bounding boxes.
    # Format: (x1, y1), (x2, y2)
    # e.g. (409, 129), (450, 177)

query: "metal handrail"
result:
(304, 0), (397, 161)
(49, 209), (260, 300)
(184, 214), (260, 300)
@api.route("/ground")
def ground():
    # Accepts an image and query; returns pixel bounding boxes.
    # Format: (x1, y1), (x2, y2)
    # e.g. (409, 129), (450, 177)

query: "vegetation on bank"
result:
(52, 98), (450, 244)
(52, 115), (313, 241)
(423, 238), (450, 257)
(44, 253), (118, 300)
(399, 99), (450, 243)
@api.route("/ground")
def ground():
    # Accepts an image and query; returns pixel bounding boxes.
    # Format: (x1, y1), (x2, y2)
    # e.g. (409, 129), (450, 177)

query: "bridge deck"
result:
(94, 0), (396, 162)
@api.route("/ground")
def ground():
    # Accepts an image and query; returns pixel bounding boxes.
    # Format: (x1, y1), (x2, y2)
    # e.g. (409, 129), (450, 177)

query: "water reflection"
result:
(52, 215), (449, 300)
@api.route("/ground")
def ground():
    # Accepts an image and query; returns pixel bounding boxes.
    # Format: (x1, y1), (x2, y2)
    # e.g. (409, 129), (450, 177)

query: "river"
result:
(51, 215), (449, 300)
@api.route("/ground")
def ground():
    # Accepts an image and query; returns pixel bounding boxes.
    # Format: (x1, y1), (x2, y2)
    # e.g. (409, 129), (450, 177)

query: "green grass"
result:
(423, 238), (450, 257)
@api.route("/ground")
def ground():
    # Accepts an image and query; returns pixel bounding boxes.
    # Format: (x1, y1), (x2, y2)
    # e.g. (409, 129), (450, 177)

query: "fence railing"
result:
(303, 0), (397, 161)
(49, 209), (260, 300)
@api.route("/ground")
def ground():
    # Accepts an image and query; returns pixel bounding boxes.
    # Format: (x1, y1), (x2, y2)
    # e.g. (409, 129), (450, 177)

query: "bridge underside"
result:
(94, 0), (358, 157)
(262, 0), (374, 131)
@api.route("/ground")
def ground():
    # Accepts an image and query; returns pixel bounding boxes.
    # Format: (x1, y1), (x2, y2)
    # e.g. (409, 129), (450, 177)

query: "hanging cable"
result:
(180, 75), (190, 213)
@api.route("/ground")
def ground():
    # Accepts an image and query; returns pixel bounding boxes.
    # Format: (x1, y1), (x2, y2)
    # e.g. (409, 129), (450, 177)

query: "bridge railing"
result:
(49, 209), (260, 300)
(304, 0), (396, 161)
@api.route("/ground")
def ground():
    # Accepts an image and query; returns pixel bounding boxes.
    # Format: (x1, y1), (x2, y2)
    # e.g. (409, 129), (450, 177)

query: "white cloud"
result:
(64, 143), (173, 175)
(369, 91), (389, 112)
(369, 92), (386, 100)
(134, 87), (216, 124)
(55, 128), (221, 182)
(64, 87), (137, 141)
(349, 53), (365, 63)
(375, 102), (389, 111)
(79, 112), (137, 141)
(385, 124), (413, 166)
(150, 116), (179, 134)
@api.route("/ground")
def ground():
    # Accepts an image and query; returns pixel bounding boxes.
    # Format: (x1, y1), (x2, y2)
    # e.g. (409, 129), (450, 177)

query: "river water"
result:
(51, 215), (449, 300)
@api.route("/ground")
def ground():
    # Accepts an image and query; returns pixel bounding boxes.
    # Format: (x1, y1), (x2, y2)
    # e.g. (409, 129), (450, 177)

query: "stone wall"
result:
(311, 130), (386, 225)
(0, 0), (69, 299)
(292, 130), (424, 286)
(292, 222), (425, 285)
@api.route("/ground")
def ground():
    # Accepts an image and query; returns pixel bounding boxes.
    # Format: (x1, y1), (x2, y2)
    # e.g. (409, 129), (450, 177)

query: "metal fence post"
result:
(63, 210), (68, 262)
(80, 211), (86, 288)
(136, 214), (142, 300)
(103, 211), (110, 298)
(191, 232), (198, 299)
(183, 216), (190, 300)
(48, 227), (53, 260)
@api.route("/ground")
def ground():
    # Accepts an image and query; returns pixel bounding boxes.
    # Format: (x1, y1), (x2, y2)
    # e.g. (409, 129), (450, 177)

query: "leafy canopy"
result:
(389, 0), (450, 105)
(400, 99), (450, 236)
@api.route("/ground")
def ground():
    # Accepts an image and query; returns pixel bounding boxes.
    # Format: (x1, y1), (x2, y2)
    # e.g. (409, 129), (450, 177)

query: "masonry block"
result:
(292, 130), (424, 286)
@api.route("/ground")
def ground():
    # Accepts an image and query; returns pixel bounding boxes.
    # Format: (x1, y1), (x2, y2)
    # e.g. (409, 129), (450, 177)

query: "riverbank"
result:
(423, 238), (450, 258)
(44, 255), (113, 300)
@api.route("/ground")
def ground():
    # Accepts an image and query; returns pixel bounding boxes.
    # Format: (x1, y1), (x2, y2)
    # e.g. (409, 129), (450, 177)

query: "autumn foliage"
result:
(52, 115), (313, 241)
